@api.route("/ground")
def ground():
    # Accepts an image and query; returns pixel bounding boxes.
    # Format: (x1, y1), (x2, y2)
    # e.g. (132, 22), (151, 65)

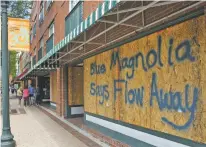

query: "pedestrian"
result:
(23, 86), (29, 107)
(33, 87), (36, 105)
(11, 85), (14, 94)
(36, 85), (41, 106)
(17, 87), (23, 106)
(14, 84), (18, 97)
(28, 84), (34, 106)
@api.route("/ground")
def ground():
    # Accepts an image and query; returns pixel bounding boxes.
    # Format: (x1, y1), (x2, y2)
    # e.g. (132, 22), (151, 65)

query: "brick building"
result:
(19, 1), (206, 146)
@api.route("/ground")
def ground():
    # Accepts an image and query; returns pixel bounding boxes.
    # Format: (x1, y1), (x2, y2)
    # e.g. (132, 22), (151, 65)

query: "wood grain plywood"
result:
(83, 15), (206, 143)
(84, 56), (97, 113)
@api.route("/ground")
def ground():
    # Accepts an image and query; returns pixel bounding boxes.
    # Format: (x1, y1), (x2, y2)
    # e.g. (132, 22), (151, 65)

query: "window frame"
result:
(33, 47), (36, 56)
(46, 0), (53, 11)
(39, 1), (44, 25)
(49, 22), (54, 37)
(40, 37), (44, 48)
(33, 22), (36, 37)
(65, 2), (83, 36)
(30, 32), (33, 44)
(69, 0), (81, 12)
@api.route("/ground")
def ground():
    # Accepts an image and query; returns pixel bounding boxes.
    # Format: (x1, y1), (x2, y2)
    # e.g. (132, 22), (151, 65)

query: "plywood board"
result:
(84, 15), (206, 143)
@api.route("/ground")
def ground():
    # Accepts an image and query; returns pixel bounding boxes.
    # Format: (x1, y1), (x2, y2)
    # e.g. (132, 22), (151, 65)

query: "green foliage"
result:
(8, 1), (33, 19)
(9, 51), (17, 77)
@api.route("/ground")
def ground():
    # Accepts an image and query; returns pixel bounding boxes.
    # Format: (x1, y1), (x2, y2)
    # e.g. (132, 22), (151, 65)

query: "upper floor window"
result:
(33, 47), (36, 56)
(69, 0), (80, 12)
(46, 0), (53, 10)
(30, 29), (33, 44)
(39, 1), (44, 25)
(33, 23), (36, 36)
(47, 23), (54, 53)
(65, 2), (83, 36)
(40, 37), (44, 49)
(49, 22), (54, 37)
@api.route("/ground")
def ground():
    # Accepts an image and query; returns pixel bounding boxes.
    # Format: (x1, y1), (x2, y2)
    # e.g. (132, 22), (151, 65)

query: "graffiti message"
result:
(89, 35), (199, 130)
(84, 15), (206, 143)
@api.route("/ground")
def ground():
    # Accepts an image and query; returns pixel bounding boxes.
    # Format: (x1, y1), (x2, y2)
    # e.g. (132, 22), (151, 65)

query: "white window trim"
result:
(49, 23), (54, 37)
(47, 0), (53, 10)
(40, 38), (44, 48)
(69, 0), (80, 12)
(39, 2), (44, 23)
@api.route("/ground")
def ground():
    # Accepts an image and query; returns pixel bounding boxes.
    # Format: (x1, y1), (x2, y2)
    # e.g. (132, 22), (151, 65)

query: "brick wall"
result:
(56, 67), (67, 117)
(83, 0), (103, 19)
(30, 1), (102, 60)
(30, 1), (105, 116)
(30, 1), (69, 61)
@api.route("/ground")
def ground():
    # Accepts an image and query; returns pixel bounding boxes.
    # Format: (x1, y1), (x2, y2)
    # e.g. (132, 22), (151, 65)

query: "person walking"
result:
(33, 87), (36, 105)
(23, 86), (29, 107)
(36, 85), (41, 106)
(28, 84), (34, 106)
(17, 87), (23, 106)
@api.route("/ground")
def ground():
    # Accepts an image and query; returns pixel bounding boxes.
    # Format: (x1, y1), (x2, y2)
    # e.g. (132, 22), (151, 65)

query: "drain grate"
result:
(19, 108), (26, 114)
(10, 109), (17, 114)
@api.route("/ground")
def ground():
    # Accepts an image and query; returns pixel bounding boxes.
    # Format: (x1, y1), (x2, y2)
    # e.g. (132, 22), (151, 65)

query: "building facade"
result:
(20, 1), (206, 146)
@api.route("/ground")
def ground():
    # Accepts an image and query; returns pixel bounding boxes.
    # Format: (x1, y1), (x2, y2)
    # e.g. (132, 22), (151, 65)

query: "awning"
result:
(21, 0), (120, 79)
(22, 0), (205, 78)
(17, 68), (28, 80)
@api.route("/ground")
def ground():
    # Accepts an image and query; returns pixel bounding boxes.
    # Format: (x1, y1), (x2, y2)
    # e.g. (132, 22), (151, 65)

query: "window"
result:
(46, 0), (53, 10)
(39, 1), (44, 25)
(49, 23), (54, 37)
(38, 38), (44, 61)
(38, 38), (43, 61)
(40, 37), (44, 48)
(33, 23), (36, 36)
(65, 2), (83, 36)
(47, 22), (54, 53)
(30, 33), (33, 44)
(69, 0), (80, 12)
(33, 47), (36, 55)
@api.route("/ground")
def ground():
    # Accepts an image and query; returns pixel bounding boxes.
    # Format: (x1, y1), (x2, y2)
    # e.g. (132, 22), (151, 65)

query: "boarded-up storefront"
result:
(84, 15), (206, 144)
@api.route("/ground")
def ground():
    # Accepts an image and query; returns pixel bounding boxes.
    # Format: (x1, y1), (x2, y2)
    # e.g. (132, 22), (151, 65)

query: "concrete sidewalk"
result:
(0, 97), (90, 147)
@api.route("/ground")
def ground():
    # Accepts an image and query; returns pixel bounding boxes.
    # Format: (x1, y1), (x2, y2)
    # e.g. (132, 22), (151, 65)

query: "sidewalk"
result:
(0, 96), (93, 147)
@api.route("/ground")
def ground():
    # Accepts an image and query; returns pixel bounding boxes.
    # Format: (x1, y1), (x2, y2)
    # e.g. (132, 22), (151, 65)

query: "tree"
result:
(8, 1), (33, 19)
(9, 51), (17, 78)
(7, 1), (33, 78)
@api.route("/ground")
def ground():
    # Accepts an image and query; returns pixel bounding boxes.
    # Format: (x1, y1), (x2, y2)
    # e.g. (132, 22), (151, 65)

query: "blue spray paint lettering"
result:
(150, 72), (199, 130)
(110, 36), (196, 79)
(90, 82), (109, 104)
(114, 79), (144, 106)
(90, 62), (106, 75)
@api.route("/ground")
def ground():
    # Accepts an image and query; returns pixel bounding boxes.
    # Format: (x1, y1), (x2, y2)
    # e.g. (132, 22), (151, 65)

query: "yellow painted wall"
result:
(84, 15), (206, 143)
(50, 71), (57, 103)
(68, 67), (84, 106)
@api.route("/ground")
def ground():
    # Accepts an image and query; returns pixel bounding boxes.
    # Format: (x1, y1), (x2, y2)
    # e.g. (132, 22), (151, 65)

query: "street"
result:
(0, 95), (89, 147)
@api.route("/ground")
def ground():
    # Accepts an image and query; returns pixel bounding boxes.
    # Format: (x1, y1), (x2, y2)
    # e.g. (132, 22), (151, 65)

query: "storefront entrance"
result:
(38, 76), (50, 103)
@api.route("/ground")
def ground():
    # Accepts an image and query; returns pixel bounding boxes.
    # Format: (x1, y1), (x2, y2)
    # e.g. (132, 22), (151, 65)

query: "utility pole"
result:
(1, 1), (16, 147)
